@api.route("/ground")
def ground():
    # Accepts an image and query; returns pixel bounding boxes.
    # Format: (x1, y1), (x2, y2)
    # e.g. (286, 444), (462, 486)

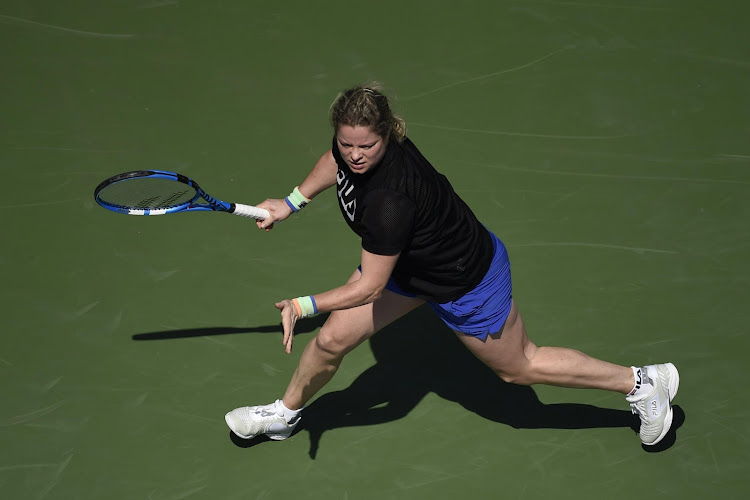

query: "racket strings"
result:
(144, 188), (192, 208)
(99, 178), (197, 210)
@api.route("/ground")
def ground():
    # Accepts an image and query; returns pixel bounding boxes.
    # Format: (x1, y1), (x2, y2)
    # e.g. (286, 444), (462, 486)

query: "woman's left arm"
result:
(276, 248), (399, 353)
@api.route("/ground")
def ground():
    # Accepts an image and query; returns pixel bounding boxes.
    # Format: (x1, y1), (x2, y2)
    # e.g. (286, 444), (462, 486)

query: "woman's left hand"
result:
(275, 299), (300, 354)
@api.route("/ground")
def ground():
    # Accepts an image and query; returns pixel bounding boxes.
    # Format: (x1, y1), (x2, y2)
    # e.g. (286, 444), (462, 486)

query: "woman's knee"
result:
(487, 339), (539, 385)
(314, 323), (359, 358)
(494, 365), (533, 385)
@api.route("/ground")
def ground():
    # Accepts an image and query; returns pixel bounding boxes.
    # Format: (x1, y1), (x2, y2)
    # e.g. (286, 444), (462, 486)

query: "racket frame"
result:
(94, 170), (254, 217)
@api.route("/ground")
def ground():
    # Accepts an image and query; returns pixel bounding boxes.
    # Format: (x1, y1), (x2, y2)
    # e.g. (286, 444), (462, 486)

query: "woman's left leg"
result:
(456, 298), (680, 446)
(455, 299), (634, 393)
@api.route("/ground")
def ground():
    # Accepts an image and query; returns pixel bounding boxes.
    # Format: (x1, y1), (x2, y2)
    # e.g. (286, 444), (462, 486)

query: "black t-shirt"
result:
(332, 135), (494, 303)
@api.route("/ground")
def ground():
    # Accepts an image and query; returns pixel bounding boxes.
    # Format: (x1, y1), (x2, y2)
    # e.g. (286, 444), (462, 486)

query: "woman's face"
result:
(336, 124), (387, 175)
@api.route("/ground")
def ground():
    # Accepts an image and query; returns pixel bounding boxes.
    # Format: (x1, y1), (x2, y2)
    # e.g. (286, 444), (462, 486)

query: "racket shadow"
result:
(131, 315), (329, 341)
(285, 306), (681, 459)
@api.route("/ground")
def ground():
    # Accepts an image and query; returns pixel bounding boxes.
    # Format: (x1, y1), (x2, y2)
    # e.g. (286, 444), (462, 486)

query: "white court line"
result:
(137, 0), (180, 9)
(410, 122), (639, 140)
(403, 46), (572, 101)
(519, 0), (678, 11)
(0, 14), (136, 38)
(465, 160), (750, 185)
(0, 401), (65, 427)
(6, 146), (128, 153)
(509, 242), (678, 255)
(0, 198), (86, 210)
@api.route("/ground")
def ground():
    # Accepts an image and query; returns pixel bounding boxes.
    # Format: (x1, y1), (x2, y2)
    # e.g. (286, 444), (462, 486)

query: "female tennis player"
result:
(225, 84), (679, 446)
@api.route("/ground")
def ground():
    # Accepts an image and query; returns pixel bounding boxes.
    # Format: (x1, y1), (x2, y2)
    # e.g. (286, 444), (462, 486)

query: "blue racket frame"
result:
(94, 170), (234, 216)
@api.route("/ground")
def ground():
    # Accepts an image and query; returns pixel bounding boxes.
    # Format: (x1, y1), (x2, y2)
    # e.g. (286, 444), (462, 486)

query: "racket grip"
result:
(231, 203), (270, 220)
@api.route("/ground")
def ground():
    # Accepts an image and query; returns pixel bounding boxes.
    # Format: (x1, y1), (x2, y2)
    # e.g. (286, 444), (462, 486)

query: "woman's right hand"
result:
(255, 198), (294, 231)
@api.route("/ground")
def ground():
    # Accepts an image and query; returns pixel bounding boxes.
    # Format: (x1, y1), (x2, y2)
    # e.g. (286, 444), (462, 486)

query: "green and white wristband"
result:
(292, 296), (318, 318)
(285, 186), (311, 212)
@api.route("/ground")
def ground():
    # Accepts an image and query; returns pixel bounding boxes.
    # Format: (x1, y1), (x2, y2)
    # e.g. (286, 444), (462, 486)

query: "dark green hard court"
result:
(2, 1), (749, 498)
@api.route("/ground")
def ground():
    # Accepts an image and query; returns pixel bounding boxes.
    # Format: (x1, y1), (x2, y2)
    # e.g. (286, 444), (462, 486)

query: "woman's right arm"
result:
(256, 149), (337, 230)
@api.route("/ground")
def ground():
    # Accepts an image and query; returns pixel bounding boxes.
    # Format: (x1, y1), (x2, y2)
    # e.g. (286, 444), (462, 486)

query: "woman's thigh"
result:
(317, 269), (425, 355)
(453, 300), (536, 379)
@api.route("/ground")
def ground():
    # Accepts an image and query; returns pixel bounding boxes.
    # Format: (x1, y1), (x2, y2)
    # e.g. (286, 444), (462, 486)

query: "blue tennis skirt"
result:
(386, 230), (512, 340)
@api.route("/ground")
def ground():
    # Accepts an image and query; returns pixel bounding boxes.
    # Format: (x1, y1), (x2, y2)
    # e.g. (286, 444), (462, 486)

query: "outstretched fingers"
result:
(276, 300), (300, 354)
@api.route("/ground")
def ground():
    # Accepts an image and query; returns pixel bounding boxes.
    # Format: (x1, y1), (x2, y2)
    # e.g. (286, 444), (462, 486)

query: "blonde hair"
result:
(329, 83), (406, 142)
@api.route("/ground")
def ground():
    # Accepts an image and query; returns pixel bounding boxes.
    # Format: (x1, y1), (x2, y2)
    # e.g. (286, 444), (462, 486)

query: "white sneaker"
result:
(225, 400), (300, 440)
(626, 363), (680, 445)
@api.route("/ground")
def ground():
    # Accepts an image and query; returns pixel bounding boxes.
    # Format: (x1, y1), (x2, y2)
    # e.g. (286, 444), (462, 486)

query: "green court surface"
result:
(2, 1), (749, 498)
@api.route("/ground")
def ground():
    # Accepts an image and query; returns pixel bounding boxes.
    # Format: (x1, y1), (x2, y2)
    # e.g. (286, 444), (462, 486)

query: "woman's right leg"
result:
(282, 269), (425, 411)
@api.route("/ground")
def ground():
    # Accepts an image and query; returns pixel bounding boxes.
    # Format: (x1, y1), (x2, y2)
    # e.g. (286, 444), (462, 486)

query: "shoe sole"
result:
(645, 362), (680, 446)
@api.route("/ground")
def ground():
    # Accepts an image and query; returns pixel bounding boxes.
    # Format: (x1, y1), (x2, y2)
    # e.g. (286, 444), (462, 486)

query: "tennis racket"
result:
(94, 170), (269, 220)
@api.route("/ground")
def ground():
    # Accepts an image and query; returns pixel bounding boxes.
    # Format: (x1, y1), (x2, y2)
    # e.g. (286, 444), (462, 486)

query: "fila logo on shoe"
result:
(650, 396), (668, 418)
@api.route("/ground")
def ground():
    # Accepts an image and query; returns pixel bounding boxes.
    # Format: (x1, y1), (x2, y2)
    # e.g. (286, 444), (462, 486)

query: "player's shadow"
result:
(228, 306), (682, 458)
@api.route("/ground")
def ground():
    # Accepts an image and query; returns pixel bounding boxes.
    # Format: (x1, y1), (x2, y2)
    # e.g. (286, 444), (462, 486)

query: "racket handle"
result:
(231, 203), (270, 220)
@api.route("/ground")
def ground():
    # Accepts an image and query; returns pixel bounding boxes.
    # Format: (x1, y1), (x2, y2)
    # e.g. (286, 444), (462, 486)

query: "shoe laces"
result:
(629, 398), (647, 420)
(251, 403), (281, 418)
